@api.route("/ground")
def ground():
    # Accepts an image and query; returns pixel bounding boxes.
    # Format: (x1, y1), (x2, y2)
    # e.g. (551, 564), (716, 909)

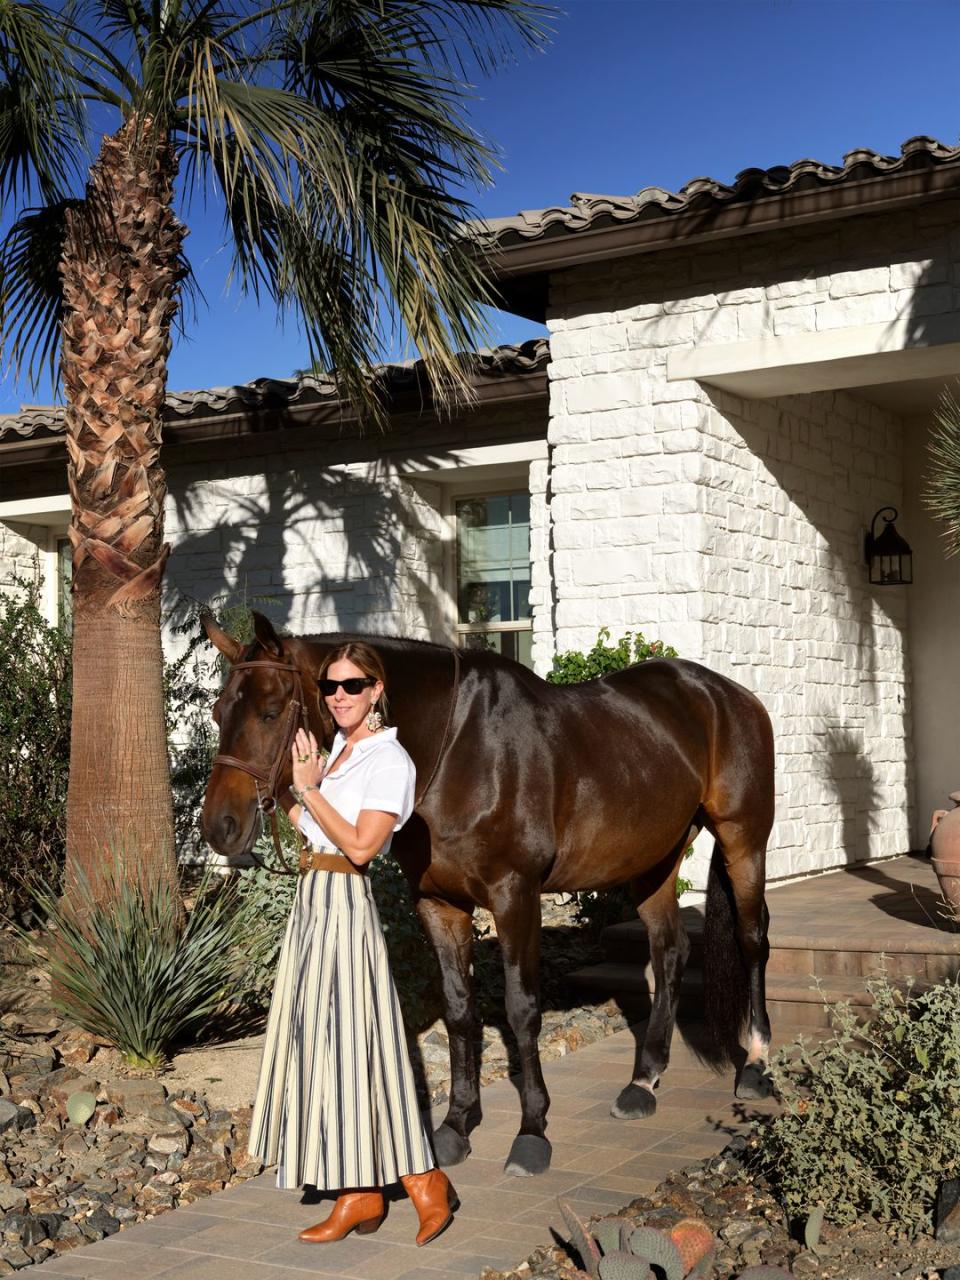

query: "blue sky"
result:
(3, 0), (960, 412)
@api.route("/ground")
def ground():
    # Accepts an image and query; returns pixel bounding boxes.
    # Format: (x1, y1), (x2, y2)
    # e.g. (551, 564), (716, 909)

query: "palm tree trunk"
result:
(60, 118), (184, 893)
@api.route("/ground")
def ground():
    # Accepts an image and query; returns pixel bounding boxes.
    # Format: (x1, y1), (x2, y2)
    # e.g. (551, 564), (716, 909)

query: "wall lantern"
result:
(865, 506), (913, 586)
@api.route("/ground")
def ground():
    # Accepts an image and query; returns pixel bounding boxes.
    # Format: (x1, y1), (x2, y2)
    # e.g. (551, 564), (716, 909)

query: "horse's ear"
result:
(252, 610), (284, 658)
(201, 612), (243, 664)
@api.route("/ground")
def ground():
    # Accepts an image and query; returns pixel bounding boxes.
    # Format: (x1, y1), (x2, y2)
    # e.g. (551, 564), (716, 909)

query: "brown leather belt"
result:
(299, 848), (364, 877)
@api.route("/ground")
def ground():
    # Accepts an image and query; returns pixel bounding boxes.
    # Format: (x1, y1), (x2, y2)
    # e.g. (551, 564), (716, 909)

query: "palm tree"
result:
(0, 0), (548, 890)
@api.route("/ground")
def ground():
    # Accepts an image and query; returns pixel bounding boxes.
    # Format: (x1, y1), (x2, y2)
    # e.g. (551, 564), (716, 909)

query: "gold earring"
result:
(365, 703), (383, 733)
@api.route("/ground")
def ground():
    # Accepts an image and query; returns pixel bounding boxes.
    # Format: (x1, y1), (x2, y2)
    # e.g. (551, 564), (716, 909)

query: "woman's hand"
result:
(291, 727), (323, 792)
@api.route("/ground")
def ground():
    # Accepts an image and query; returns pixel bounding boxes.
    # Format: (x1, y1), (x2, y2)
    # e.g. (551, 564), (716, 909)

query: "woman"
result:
(247, 641), (457, 1246)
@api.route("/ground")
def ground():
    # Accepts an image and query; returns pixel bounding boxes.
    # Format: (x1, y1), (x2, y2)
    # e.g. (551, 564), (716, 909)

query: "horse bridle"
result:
(212, 658), (310, 876)
(212, 648), (462, 876)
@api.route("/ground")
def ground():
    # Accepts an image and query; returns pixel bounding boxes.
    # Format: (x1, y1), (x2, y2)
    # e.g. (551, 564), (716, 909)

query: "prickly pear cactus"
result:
(627, 1226), (685, 1280)
(597, 1249), (654, 1280)
(594, 1217), (627, 1255)
(667, 1218), (716, 1275)
(558, 1200), (602, 1278)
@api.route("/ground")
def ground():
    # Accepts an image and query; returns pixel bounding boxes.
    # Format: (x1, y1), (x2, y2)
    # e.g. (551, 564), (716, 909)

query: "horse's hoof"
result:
(432, 1123), (471, 1167)
(736, 1062), (774, 1099)
(503, 1134), (552, 1176)
(610, 1082), (657, 1119)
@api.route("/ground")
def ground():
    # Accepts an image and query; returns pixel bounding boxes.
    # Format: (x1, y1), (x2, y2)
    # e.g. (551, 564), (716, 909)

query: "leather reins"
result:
(212, 646), (462, 876)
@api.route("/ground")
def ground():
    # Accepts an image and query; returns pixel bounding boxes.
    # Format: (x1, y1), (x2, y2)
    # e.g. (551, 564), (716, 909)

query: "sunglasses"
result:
(319, 676), (377, 697)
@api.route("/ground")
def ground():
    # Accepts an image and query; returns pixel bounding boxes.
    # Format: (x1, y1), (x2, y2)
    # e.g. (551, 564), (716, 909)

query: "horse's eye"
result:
(261, 711), (280, 723)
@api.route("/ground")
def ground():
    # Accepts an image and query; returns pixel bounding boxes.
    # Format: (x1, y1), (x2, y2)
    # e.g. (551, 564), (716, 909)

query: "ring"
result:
(297, 753), (308, 763)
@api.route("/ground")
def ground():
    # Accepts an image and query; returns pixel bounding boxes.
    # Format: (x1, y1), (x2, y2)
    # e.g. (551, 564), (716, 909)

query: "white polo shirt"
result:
(297, 727), (416, 854)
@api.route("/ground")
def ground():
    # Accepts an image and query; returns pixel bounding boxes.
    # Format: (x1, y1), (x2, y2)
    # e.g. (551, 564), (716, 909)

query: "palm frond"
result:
(925, 386), (960, 557)
(0, 0), (85, 201)
(0, 200), (79, 390)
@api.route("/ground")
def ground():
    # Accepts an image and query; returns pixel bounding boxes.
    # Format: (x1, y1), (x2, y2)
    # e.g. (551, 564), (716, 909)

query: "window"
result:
(455, 491), (532, 667)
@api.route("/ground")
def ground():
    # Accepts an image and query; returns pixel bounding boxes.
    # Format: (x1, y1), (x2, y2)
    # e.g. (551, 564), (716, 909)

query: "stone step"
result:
(766, 944), (960, 981)
(564, 961), (932, 1030)
(600, 908), (705, 965)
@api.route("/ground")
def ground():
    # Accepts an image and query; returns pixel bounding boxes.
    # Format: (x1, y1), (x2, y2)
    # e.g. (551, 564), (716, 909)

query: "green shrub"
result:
(546, 627), (690, 917)
(749, 973), (960, 1233)
(0, 571), (71, 919)
(17, 856), (273, 1070)
(547, 626), (677, 685)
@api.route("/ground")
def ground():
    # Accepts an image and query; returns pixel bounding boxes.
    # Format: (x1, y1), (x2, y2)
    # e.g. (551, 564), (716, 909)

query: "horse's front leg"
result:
(416, 896), (481, 1167)
(490, 875), (551, 1176)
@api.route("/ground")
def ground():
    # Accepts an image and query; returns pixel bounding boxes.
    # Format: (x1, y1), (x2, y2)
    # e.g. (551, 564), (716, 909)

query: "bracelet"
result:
(293, 784), (321, 805)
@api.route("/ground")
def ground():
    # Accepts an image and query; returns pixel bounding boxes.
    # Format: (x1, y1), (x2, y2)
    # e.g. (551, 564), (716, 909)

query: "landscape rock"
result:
(0, 1104), (33, 1139)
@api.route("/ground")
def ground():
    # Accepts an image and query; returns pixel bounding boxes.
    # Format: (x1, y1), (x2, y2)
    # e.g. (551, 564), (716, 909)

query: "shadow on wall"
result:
(702, 381), (911, 868)
(819, 725), (881, 867)
(162, 440), (453, 643)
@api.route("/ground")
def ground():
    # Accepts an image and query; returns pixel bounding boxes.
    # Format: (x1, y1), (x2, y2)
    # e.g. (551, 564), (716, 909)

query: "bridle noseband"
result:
(212, 658), (311, 874)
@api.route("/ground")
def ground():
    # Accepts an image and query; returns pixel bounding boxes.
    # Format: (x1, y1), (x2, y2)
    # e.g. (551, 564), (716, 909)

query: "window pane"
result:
(459, 628), (533, 669)
(456, 492), (531, 625)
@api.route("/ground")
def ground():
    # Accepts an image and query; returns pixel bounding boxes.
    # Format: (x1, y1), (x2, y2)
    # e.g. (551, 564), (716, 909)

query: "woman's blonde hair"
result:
(318, 642), (390, 723)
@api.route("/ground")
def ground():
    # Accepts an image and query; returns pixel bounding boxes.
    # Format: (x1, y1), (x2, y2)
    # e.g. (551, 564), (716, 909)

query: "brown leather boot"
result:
(400, 1168), (459, 1246)
(298, 1191), (385, 1243)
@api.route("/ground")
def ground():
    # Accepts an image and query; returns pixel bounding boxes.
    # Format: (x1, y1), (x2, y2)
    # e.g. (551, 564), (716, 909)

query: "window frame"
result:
(440, 476), (533, 660)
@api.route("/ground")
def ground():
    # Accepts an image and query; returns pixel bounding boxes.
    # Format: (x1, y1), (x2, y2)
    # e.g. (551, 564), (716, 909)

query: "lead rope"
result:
(414, 645), (461, 809)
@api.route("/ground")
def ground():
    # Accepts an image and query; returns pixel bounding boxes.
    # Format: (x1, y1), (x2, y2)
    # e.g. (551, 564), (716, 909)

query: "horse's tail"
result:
(701, 843), (750, 1068)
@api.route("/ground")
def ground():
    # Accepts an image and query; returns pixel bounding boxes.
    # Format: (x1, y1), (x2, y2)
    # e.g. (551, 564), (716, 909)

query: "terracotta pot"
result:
(930, 802), (960, 922)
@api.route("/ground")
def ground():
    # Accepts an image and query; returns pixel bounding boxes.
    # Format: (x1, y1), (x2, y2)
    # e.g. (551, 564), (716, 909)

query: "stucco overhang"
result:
(464, 136), (960, 321)
(0, 339), (549, 472)
(667, 314), (960, 406)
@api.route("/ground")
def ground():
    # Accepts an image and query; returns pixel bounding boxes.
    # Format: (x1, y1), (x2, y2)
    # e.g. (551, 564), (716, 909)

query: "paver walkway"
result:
(32, 1022), (781, 1280)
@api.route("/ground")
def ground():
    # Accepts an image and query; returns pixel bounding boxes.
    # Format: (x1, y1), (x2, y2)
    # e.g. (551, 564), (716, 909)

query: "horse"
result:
(200, 611), (775, 1178)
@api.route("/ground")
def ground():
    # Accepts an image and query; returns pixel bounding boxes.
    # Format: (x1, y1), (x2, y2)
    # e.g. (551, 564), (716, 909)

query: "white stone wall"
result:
(0, 521), (47, 593)
(540, 205), (942, 881)
(160, 403), (545, 663)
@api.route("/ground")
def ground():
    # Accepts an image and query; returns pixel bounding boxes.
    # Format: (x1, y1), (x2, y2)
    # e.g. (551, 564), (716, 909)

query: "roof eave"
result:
(0, 368), (549, 467)
(481, 163), (960, 320)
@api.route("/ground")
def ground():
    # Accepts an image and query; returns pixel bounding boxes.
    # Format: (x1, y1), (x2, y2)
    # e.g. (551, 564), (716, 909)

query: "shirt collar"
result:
(330, 727), (398, 758)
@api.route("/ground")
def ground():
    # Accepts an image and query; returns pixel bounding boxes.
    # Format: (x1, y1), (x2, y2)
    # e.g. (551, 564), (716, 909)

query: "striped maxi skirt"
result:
(247, 867), (436, 1191)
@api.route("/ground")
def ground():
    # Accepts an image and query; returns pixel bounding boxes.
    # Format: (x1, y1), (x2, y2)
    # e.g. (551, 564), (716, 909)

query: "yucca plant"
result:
(16, 854), (271, 1069)
(926, 387), (960, 556)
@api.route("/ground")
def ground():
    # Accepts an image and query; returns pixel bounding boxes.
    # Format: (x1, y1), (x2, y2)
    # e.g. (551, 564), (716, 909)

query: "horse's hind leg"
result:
(489, 873), (551, 1176)
(611, 833), (692, 1121)
(711, 818), (773, 1099)
(416, 896), (481, 1166)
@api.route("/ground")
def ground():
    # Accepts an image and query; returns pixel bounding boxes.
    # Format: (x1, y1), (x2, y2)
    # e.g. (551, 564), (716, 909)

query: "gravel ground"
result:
(481, 1138), (960, 1280)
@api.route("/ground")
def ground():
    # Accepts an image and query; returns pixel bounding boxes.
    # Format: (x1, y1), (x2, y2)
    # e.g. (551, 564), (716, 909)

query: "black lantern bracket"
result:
(864, 506), (913, 587)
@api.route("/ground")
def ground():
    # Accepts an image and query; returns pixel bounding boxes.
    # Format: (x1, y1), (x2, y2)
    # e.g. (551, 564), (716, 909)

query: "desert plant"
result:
(926, 387), (960, 556)
(547, 628), (691, 917)
(558, 1202), (716, 1280)
(15, 855), (272, 1069)
(749, 971), (960, 1233)
(0, 569), (71, 919)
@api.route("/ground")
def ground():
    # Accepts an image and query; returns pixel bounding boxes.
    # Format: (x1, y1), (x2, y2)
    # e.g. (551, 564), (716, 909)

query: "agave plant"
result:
(926, 387), (960, 556)
(16, 855), (269, 1068)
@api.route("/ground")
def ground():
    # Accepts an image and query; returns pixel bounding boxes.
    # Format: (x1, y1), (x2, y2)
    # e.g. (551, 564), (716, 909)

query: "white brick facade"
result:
(534, 204), (958, 883)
